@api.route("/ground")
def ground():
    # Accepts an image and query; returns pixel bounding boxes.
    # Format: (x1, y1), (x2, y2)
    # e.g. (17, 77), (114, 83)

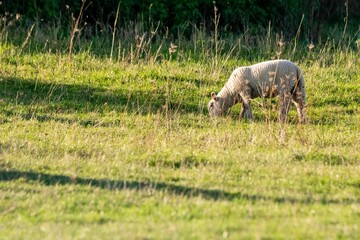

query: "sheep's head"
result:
(208, 92), (226, 117)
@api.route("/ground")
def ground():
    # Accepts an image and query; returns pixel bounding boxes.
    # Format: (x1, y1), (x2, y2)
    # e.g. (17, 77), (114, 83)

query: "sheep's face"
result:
(208, 92), (226, 117)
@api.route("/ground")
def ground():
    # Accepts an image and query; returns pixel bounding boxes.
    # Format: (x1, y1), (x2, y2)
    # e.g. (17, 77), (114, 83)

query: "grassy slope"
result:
(0, 41), (360, 239)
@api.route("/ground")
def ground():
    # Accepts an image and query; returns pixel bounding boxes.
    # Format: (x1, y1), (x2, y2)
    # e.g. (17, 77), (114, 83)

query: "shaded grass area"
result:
(1, 168), (359, 205)
(1, 74), (358, 127)
(0, 76), (201, 116)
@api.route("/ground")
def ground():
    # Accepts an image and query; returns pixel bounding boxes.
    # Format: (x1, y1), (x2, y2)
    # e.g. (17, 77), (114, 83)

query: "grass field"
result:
(0, 26), (360, 239)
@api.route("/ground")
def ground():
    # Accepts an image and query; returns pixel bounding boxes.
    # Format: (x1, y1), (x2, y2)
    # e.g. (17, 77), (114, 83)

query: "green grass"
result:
(0, 28), (360, 239)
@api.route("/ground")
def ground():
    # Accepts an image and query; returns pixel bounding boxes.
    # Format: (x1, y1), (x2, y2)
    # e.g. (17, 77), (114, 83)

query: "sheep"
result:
(208, 59), (306, 123)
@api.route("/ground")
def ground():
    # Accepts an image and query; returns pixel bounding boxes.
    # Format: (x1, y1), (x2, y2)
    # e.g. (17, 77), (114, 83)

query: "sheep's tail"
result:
(296, 66), (306, 104)
(294, 66), (307, 123)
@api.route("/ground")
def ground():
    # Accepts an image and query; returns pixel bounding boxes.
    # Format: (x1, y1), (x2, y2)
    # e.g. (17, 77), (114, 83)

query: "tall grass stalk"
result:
(213, 3), (220, 68)
(342, 0), (349, 40)
(292, 14), (304, 56)
(20, 23), (35, 51)
(68, 0), (87, 61)
(110, 1), (121, 61)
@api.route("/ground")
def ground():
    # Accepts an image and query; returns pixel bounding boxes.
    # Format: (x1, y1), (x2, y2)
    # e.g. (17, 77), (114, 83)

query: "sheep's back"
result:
(248, 60), (299, 97)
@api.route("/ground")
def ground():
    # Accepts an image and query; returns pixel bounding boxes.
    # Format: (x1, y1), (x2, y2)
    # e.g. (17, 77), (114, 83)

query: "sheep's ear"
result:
(211, 92), (217, 100)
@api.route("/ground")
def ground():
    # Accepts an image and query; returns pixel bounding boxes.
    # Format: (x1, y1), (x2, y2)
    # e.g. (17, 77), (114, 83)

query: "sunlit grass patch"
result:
(0, 26), (360, 239)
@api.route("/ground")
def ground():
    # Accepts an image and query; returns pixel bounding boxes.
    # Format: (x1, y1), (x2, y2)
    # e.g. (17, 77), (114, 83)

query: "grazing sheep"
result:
(208, 59), (306, 123)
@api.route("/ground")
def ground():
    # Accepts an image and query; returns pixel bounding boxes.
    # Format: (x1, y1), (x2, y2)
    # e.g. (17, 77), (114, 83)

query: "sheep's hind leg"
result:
(292, 91), (306, 124)
(279, 93), (292, 124)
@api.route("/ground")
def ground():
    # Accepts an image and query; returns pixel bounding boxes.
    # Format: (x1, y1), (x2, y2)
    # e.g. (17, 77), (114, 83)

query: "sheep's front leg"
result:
(240, 97), (254, 121)
(239, 82), (254, 121)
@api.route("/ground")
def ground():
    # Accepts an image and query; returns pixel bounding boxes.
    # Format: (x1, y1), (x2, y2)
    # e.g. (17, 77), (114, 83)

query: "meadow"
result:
(0, 22), (360, 239)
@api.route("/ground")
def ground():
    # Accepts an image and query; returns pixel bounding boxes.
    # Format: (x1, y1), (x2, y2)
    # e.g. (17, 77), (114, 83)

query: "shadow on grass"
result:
(0, 77), (204, 121)
(1, 169), (358, 205)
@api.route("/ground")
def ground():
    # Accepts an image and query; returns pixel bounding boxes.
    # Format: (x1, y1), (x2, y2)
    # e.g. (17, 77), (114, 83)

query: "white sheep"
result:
(208, 59), (306, 123)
